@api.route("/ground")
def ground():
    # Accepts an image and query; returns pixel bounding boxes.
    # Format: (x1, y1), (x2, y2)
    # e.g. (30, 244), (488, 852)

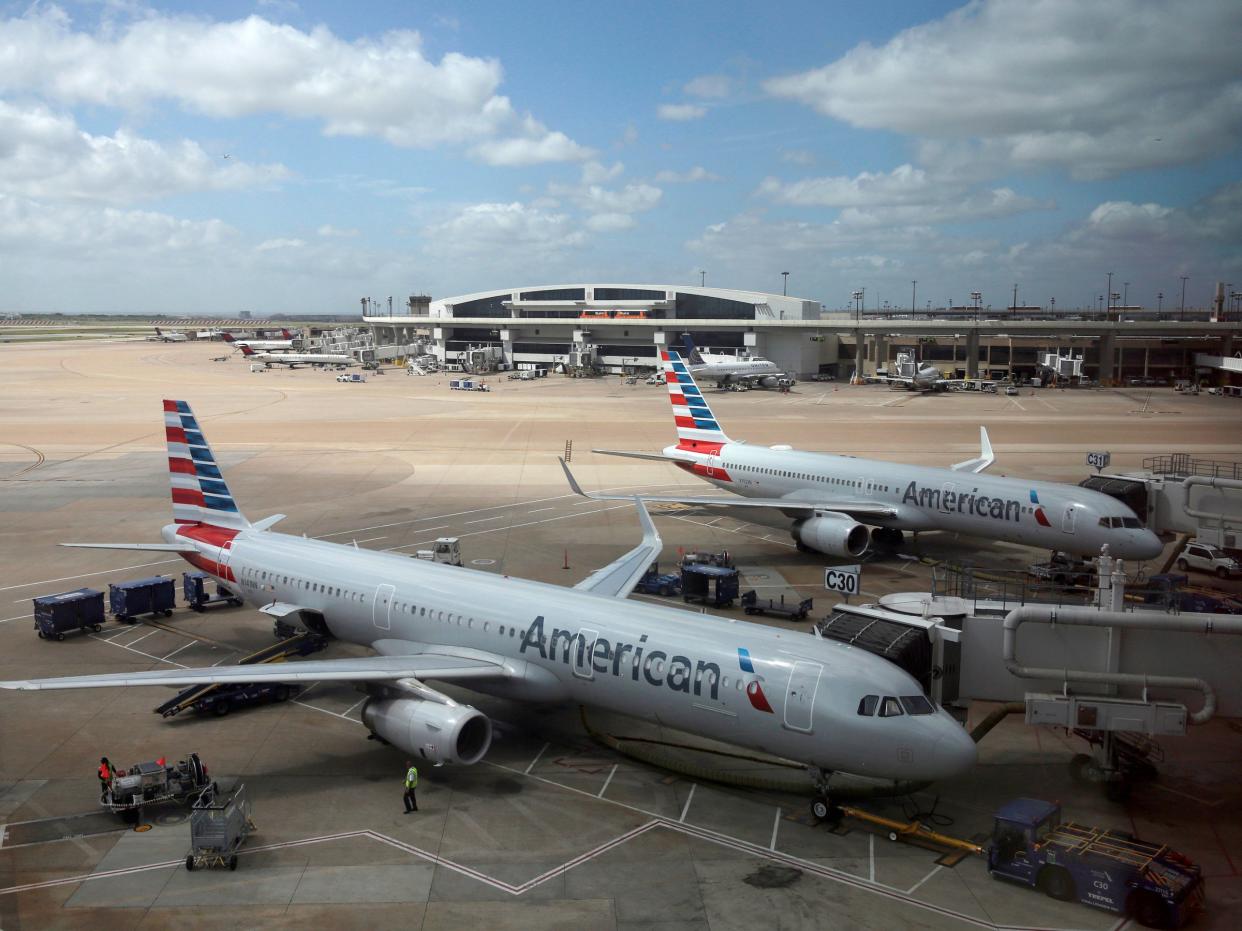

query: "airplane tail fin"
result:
(239, 345), (254, 356)
(154, 327), (162, 336)
(662, 349), (734, 450)
(680, 332), (705, 365)
(281, 328), (293, 339)
(164, 400), (250, 530)
(221, 332), (235, 343)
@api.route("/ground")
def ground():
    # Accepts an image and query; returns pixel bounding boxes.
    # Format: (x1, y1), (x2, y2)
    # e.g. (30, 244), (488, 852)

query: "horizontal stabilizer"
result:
(59, 542), (197, 553)
(250, 514), (286, 532)
(560, 460), (663, 598)
(592, 448), (694, 463)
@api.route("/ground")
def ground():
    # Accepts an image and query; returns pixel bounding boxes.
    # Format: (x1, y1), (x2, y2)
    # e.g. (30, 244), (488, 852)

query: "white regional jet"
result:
(222, 330), (297, 351)
(681, 334), (787, 389)
(148, 327), (188, 342)
(0, 400), (977, 805)
(590, 350), (1163, 562)
(238, 345), (355, 368)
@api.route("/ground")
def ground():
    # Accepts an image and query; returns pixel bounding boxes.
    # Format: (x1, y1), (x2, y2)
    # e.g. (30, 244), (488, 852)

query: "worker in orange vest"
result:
(97, 757), (114, 797)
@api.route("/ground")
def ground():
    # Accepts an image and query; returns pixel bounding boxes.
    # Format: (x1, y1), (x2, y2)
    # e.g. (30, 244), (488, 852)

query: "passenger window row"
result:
(856, 693), (935, 716)
(733, 463), (890, 493)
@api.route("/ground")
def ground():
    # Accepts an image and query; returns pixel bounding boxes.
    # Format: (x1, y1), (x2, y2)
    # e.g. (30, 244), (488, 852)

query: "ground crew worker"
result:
(97, 757), (114, 800)
(403, 760), (419, 813)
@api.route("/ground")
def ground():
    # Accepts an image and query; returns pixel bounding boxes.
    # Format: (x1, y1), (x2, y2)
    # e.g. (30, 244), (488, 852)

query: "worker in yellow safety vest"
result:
(403, 760), (419, 813)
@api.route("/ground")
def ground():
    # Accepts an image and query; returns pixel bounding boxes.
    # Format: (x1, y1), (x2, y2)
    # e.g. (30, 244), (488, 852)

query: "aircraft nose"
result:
(1128, 530), (1164, 561)
(929, 721), (977, 780)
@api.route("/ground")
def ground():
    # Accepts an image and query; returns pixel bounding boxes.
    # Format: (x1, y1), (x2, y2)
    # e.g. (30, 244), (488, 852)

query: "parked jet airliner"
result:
(0, 401), (976, 802)
(681, 334), (787, 388)
(239, 345), (355, 368)
(222, 330), (296, 351)
(590, 350), (1163, 561)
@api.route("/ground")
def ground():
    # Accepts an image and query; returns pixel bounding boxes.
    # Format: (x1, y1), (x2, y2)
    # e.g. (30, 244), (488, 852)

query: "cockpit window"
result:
(1122, 517), (1142, 528)
(899, 695), (935, 715)
(857, 695), (879, 716)
(879, 696), (904, 717)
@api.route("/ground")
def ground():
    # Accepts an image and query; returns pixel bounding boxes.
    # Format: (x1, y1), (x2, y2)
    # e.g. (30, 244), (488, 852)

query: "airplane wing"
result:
(560, 459), (897, 521)
(559, 460), (663, 598)
(60, 542), (198, 553)
(951, 426), (994, 474)
(0, 653), (509, 692)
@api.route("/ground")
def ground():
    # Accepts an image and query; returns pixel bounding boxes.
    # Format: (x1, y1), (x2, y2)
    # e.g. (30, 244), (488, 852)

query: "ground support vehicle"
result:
(1176, 541), (1239, 579)
(449, 379), (490, 391)
(1138, 574), (1242, 614)
(680, 550), (734, 570)
(102, 753), (211, 824)
(987, 798), (1203, 928)
(740, 591), (813, 620)
(1028, 552), (1096, 589)
(682, 565), (739, 607)
(186, 782), (255, 871)
(182, 572), (244, 612)
(156, 632), (328, 717)
(108, 577), (175, 623)
(633, 563), (682, 597)
(33, 588), (104, 641)
(336, 373), (365, 383)
(414, 537), (463, 565)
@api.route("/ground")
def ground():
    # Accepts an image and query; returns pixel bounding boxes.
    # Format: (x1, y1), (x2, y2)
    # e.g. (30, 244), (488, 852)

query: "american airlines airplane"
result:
(0, 400), (977, 806)
(239, 345), (355, 368)
(681, 334), (788, 389)
(591, 350), (1163, 561)
(222, 330), (296, 351)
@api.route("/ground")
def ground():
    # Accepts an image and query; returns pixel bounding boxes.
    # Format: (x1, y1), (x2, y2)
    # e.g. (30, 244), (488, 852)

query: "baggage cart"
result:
(32, 588), (104, 641)
(182, 572), (244, 612)
(741, 591), (813, 620)
(109, 576), (176, 623)
(682, 565), (739, 607)
(102, 752), (211, 823)
(186, 782), (255, 871)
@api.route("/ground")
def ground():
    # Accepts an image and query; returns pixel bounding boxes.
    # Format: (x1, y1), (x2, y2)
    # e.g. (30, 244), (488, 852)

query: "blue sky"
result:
(1, 0), (1239, 314)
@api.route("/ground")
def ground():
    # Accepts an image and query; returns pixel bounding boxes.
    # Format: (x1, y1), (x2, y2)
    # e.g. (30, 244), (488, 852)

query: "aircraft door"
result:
(706, 454), (722, 479)
(372, 583), (395, 631)
(863, 477), (876, 497)
(783, 661), (823, 733)
(572, 628), (599, 680)
(1062, 505), (1077, 534)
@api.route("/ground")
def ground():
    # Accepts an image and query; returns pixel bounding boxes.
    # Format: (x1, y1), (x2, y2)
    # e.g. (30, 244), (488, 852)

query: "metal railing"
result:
(1142, 453), (1242, 481)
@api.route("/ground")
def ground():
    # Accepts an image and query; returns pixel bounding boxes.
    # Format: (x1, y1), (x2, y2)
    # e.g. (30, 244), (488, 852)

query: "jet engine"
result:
(362, 697), (492, 766)
(758, 375), (781, 388)
(792, 514), (870, 557)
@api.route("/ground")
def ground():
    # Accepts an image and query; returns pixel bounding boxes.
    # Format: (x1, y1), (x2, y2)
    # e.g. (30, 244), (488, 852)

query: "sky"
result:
(1, 0), (1239, 315)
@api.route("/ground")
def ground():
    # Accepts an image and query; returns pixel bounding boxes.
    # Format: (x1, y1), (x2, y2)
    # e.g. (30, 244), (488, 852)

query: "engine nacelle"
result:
(363, 697), (492, 766)
(792, 514), (870, 557)
(758, 375), (781, 388)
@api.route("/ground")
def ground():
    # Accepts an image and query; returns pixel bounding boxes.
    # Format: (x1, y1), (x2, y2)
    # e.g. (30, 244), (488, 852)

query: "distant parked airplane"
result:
(239, 345), (354, 368)
(148, 327), (188, 342)
(680, 334), (787, 388)
(588, 350), (1162, 561)
(222, 330), (296, 351)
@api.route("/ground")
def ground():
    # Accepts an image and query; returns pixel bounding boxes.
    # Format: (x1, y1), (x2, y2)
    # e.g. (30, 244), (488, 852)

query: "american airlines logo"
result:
(901, 481), (1024, 522)
(520, 616), (722, 701)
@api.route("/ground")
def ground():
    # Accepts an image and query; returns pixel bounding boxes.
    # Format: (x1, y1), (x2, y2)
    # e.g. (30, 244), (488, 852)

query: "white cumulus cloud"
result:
(654, 166), (720, 183)
(684, 74), (731, 99)
(657, 103), (707, 122)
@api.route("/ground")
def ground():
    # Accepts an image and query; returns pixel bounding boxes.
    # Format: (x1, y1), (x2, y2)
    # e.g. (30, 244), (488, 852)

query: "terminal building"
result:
(363, 282), (1241, 385)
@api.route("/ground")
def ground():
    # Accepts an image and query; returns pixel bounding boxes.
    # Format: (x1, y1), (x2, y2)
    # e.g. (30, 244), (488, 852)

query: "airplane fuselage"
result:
(663, 441), (1162, 560)
(166, 521), (976, 782)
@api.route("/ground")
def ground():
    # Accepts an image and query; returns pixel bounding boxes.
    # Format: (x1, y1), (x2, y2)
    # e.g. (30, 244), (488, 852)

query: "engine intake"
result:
(792, 514), (870, 557)
(363, 697), (492, 766)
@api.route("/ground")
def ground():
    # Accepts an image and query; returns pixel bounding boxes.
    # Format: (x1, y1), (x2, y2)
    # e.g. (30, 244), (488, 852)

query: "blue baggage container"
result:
(109, 577), (176, 623)
(32, 588), (105, 641)
(183, 572), (243, 612)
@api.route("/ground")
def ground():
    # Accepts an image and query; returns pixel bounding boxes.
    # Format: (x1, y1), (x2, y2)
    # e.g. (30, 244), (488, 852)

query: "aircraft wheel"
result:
(887, 830), (900, 843)
(185, 855), (195, 872)
(228, 855), (239, 871)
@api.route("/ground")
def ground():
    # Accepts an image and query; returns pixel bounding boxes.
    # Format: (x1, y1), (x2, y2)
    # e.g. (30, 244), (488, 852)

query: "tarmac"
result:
(1, 339), (1240, 929)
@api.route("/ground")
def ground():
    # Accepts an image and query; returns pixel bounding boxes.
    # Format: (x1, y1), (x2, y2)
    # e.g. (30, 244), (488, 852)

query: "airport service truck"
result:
(988, 798), (1204, 928)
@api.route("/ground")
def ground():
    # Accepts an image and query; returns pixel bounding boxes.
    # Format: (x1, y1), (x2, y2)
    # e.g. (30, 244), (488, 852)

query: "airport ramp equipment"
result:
(154, 632), (328, 717)
(109, 576), (176, 623)
(33, 588), (105, 641)
(186, 781), (255, 871)
(182, 572), (244, 612)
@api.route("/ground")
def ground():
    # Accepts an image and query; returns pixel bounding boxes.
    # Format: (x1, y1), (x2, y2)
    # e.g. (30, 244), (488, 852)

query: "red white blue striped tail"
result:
(662, 350), (734, 449)
(163, 400), (250, 530)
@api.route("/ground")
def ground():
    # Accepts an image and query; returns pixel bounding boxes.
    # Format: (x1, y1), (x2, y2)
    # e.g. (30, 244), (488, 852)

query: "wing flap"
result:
(0, 653), (508, 692)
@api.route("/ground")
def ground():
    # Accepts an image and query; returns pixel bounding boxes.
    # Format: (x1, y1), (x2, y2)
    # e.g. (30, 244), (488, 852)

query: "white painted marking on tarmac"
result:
(597, 764), (617, 798)
(527, 507), (555, 514)
(524, 742), (549, 774)
(906, 865), (942, 895)
(1009, 398), (1026, 412)
(465, 515), (504, 524)
(343, 696), (368, 717)
(769, 808), (781, 850)
(120, 630), (158, 649)
(679, 783), (697, 822)
(869, 833), (875, 883)
(5, 559), (179, 595)
(291, 698), (356, 722)
(387, 504), (631, 553)
(88, 633), (188, 669)
(352, 536), (387, 544)
(0, 613), (33, 624)
(161, 641), (195, 662)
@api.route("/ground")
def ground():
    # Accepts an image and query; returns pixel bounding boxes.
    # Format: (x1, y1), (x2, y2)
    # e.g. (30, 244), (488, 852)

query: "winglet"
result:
(559, 457), (592, 498)
(952, 426), (994, 474)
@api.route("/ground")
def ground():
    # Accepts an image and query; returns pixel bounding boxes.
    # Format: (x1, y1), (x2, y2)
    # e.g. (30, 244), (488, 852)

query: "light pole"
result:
(1179, 275), (1188, 320)
(1122, 282), (1129, 308)
(1157, 291), (1163, 314)
(971, 290), (981, 322)
(1050, 297), (1055, 314)
(851, 289), (864, 321)
(700, 270), (706, 287)
(1106, 272), (1113, 314)
(911, 280), (917, 317)
(1012, 283), (1018, 315)
(781, 271), (789, 296)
